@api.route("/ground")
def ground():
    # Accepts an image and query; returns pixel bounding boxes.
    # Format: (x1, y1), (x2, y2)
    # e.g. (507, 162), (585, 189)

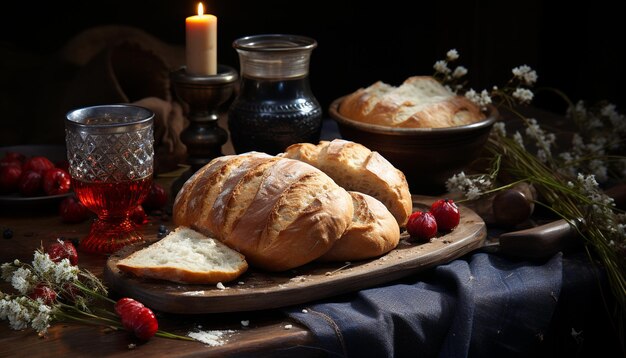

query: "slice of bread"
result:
(116, 227), (248, 284)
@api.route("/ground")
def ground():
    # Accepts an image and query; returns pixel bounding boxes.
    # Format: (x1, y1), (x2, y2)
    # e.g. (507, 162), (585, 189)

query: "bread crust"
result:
(281, 139), (412, 227)
(319, 192), (400, 262)
(338, 76), (485, 128)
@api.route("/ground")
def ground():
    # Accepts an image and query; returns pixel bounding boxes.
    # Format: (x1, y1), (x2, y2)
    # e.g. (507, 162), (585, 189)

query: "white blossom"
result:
(446, 49), (459, 61)
(524, 118), (555, 160)
(32, 251), (55, 276)
(492, 122), (506, 137)
(445, 171), (492, 200)
(452, 66), (467, 78)
(465, 89), (492, 108)
(51, 259), (79, 285)
(30, 304), (52, 333)
(1, 263), (15, 281)
(4, 296), (33, 330)
(433, 60), (451, 75)
(512, 88), (534, 104)
(512, 65), (538, 86)
(513, 132), (525, 148)
(11, 268), (33, 295)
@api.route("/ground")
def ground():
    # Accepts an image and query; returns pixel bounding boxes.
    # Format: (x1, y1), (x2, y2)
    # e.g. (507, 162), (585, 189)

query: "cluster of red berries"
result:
(0, 153), (71, 197)
(406, 199), (460, 240)
(28, 240), (159, 340)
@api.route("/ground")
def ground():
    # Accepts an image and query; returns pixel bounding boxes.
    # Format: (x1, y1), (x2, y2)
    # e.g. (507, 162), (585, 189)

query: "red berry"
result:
(0, 163), (22, 193)
(42, 168), (72, 196)
(22, 156), (55, 176)
(115, 298), (159, 340)
(29, 283), (57, 305)
(59, 195), (92, 223)
(130, 205), (148, 225)
(18, 170), (43, 196)
(142, 182), (168, 211)
(55, 159), (70, 173)
(47, 240), (78, 265)
(430, 199), (460, 232)
(1, 151), (26, 164)
(406, 211), (438, 240)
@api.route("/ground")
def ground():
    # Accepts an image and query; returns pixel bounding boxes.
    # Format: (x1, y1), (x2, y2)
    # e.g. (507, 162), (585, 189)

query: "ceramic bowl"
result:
(329, 96), (498, 194)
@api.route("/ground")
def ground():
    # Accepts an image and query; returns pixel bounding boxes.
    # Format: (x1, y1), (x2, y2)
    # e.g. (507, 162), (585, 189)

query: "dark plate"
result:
(0, 145), (71, 213)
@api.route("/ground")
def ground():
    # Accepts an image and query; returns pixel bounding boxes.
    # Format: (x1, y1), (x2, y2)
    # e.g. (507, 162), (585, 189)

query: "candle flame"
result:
(197, 2), (204, 16)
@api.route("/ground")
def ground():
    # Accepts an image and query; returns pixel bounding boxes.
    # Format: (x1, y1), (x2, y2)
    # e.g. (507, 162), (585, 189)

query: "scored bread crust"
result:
(339, 76), (485, 128)
(281, 139), (412, 227)
(116, 227), (248, 284)
(174, 154), (354, 272)
(319, 191), (400, 262)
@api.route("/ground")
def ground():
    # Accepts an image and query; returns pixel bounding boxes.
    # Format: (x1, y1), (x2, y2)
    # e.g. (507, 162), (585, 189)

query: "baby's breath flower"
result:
(513, 132), (525, 148)
(493, 122), (507, 137)
(1, 262), (15, 281)
(452, 66), (467, 79)
(433, 60), (451, 75)
(30, 304), (52, 333)
(32, 251), (55, 276)
(11, 268), (33, 295)
(465, 89), (492, 108)
(51, 259), (79, 285)
(512, 65), (538, 86)
(445, 171), (493, 200)
(1, 248), (194, 342)
(446, 49), (459, 61)
(512, 88), (534, 104)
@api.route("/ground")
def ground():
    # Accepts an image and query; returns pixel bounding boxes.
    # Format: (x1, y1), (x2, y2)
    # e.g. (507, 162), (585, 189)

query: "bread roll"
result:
(116, 227), (248, 284)
(339, 76), (485, 128)
(319, 192), (400, 262)
(281, 139), (412, 227)
(173, 153), (354, 272)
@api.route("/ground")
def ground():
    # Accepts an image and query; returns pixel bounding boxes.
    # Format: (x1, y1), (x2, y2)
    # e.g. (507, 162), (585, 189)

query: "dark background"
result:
(1, 0), (624, 144)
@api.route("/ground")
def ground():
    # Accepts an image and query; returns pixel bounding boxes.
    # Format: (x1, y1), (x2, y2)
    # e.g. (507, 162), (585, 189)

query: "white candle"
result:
(186, 3), (217, 75)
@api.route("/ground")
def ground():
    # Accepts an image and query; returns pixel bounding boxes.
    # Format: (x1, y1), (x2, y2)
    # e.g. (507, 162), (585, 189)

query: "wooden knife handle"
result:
(498, 219), (580, 259)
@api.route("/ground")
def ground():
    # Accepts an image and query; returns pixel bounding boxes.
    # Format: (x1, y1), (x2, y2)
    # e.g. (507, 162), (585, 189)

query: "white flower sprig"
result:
(432, 48), (469, 94)
(0, 249), (192, 342)
(436, 50), (626, 327)
(432, 50), (538, 111)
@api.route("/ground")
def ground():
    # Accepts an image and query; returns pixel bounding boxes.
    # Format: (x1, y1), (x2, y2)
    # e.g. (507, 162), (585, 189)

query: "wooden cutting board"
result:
(103, 195), (486, 314)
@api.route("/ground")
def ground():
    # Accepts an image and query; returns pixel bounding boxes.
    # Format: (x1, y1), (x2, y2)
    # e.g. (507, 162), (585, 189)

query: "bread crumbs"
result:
(188, 329), (235, 346)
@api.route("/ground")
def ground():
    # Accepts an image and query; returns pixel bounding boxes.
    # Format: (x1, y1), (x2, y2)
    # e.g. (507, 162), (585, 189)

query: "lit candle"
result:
(186, 3), (217, 75)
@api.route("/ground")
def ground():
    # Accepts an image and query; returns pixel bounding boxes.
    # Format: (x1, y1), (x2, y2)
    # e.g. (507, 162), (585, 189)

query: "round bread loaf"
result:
(280, 139), (412, 227)
(173, 153), (354, 271)
(339, 76), (485, 128)
(319, 191), (400, 262)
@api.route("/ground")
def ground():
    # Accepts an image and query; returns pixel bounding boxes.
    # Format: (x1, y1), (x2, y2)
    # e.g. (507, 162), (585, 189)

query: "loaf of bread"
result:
(339, 76), (485, 128)
(280, 139), (412, 227)
(173, 153), (354, 272)
(116, 227), (248, 284)
(319, 192), (400, 262)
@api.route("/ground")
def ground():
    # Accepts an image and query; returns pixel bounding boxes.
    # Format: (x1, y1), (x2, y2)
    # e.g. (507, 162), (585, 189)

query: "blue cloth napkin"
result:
(286, 252), (564, 357)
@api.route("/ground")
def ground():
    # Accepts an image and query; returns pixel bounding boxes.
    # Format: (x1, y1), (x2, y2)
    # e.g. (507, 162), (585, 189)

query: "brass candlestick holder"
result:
(170, 65), (238, 197)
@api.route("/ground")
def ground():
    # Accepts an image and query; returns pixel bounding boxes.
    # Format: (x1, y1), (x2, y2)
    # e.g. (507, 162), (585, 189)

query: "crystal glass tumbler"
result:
(65, 104), (154, 254)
